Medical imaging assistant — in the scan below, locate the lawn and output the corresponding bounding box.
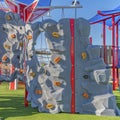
[0,82,120,120]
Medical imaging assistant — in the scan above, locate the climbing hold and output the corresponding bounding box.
[19,42,23,47]
[2,27,6,31]
[81,52,87,59]
[19,69,23,74]
[29,72,36,77]
[6,15,12,20]
[53,57,61,63]
[35,90,42,95]
[17,55,20,59]
[82,92,89,99]
[4,44,11,49]
[46,104,54,109]
[54,81,61,86]
[20,26,22,30]
[52,32,60,38]
[83,75,89,79]
[2,55,8,61]
[27,35,32,40]
[11,34,16,39]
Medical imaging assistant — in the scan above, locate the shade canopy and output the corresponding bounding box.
[89,5,120,26]
[3,0,51,22]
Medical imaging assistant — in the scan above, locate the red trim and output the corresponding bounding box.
[98,10,120,16]
[24,0,39,23]
[5,0,18,13]
[90,12,120,25]
[29,8,50,22]
[19,4,26,21]
[70,19,75,113]
[90,16,112,25]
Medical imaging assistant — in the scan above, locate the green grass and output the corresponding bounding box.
[0,82,120,120]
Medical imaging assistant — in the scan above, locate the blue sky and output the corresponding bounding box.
[13,0,120,48]
[47,0,120,46]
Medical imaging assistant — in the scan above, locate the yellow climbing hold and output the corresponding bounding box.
[35,90,42,95]
[4,44,11,49]
[53,57,61,63]
[29,72,36,77]
[19,42,23,47]
[82,92,89,99]
[81,52,87,59]
[2,55,8,61]
[46,104,54,109]
[11,34,16,39]
[54,81,61,86]
[6,15,11,20]
[27,35,32,40]
[52,32,60,38]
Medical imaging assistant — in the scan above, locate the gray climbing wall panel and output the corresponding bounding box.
[0,11,25,82]
[41,18,120,115]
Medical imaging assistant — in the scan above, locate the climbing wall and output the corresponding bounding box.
[0,10,119,116]
[41,18,120,115]
[25,21,61,113]
[0,11,25,82]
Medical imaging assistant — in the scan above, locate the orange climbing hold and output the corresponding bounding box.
[53,57,61,63]
[52,32,60,38]
[35,90,42,95]
[2,55,8,61]
[27,35,32,40]
[82,92,89,99]
[11,34,16,38]
[19,69,24,74]
[46,104,54,109]
[54,81,61,86]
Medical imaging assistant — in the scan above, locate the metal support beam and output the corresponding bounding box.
[112,15,116,90]
[103,20,107,64]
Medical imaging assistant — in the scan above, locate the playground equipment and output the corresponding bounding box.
[0,10,119,116]
[0,0,120,116]
[89,5,120,90]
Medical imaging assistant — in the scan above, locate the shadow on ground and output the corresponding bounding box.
[0,96,38,120]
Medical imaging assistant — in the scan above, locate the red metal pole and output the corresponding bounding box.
[112,15,116,90]
[115,23,119,89]
[103,20,107,64]
[70,19,75,113]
